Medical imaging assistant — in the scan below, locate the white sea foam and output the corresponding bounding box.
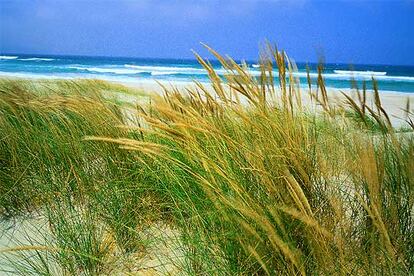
[151,71,181,76]
[20,57,55,61]
[69,66,145,75]
[372,75,414,82]
[291,71,414,82]
[237,69,413,82]
[333,70,387,76]
[0,55,18,60]
[124,65,413,82]
[125,64,262,76]
[125,64,207,74]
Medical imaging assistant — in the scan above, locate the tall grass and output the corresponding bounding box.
[1,44,413,275]
[0,79,152,274]
[0,79,126,215]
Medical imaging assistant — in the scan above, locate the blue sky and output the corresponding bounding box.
[0,0,413,65]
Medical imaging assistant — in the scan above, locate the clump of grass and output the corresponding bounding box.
[0,79,127,216]
[96,44,413,274]
[45,194,112,275]
[0,79,153,274]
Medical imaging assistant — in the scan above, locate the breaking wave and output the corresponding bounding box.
[0,55,18,60]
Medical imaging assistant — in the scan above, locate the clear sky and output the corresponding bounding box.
[0,0,413,65]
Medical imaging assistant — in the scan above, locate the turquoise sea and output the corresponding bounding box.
[1,54,414,93]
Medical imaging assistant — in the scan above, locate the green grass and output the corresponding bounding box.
[0,45,413,275]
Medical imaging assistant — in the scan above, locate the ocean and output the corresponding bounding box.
[1,54,414,93]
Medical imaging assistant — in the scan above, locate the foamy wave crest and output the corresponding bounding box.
[334,70,387,76]
[124,64,261,76]
[125,64,206,74]
[374,75,414,82]
[20,57,55,61]
[70,66,145,75]
[151,71,181,76]
[292,72,414,82]
[0,55,18,60]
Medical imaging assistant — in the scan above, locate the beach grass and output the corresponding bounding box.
[0,46,413,275]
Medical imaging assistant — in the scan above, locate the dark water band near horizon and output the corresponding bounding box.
[1,54,414,93]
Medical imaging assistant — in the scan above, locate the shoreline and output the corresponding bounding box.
[1,75,413,126]
[1,73,414,95]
